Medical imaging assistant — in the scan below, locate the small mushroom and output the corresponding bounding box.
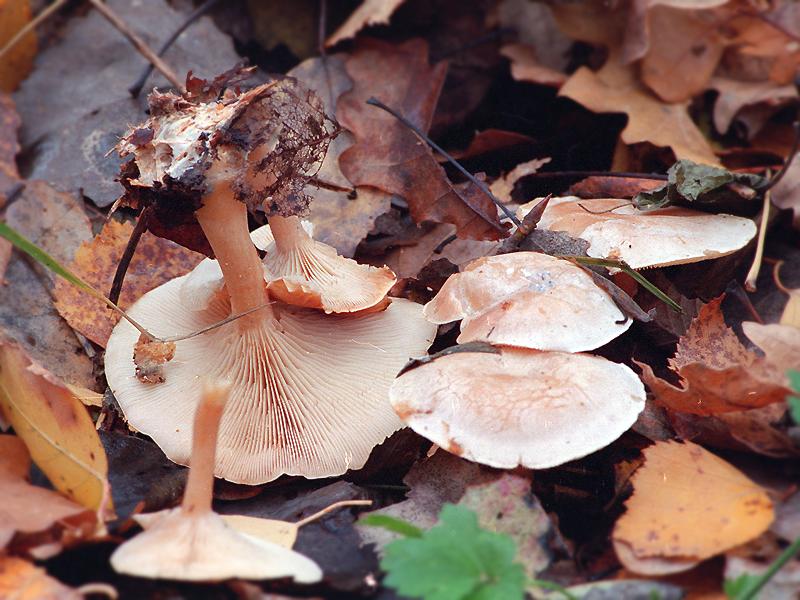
[110,384,323,582]
[389,346,646,469]
[107,80,436,484]
[424,252,631,352]
[255,215,396,313]
[517,197,756,269]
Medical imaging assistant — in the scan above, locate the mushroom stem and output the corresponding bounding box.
[195,184,272,321]
[268,215,308,252]
[182,384,229,516]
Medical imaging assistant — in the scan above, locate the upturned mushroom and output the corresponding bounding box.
[423,252,631,352]
[517,197,756,269]
[389,346,646,469]
[253,216,396,313]
[106,77,436,484]
[110,384,323,582]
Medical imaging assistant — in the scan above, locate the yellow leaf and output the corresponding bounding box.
[0,341,113,518]
[0,0,37,92]
[221,515,298,548]
[613,440,773,574]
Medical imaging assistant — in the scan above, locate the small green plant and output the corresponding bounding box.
[361,504,575,600]
[723,536,800,600]
[787,370,800,425]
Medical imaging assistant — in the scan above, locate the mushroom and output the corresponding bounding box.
[389,346,646,469]
[423,252,631,352]
[253,215,396,313]
[107,79,437,484]
[110,385,323,582]
[517,197,756,269]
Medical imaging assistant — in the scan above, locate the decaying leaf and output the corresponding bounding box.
[634,159,765,210]
[390,346,646,469]
[338,38,507,240]
[0,435,94,556]
[54,219,202,347]
[133,335,176,384]
[710,77,798,135]
[742,322,800,375]
[326,0,406,47]
[0,341,112,516]
[423,252,631,352]
[559,50,719,164]
[519,196,756,270]
[288,55,393,257]
[613,440,774,574]
[638,297,791,415]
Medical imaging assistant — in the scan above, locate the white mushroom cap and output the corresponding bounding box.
[105,265,436,485]
[517,197,757,269]
[111,508,322,582]
[389,346,646,469]
[423,252,631,352]
[256,217,396,314]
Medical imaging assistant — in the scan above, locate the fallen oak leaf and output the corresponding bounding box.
[338,38,507,240]
[637,296,791,416]
[613,440,774,574]
[559,50,719,165]
[325,0,406,47]
[0,340,113,517]
[0,435,95,557]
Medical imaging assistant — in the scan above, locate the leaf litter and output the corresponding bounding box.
[0,0,799,597]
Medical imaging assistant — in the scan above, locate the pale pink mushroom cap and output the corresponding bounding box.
[423,252,631,352]
[390,347,646,469]
[517,197,757,269]
[105,265,436,485]
[111,508,322,582]
[251,219,396,314]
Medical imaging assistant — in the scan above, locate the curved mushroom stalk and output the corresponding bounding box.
[105,261,436,484]
[259,215,396,314]
[110,385,322,582]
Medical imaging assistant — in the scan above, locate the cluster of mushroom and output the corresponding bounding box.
[105,77,436,485]
[389,196,757,469]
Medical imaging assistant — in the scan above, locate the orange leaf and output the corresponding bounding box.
[0,341,113,517]
[637,296,790,415]
[0,435,94,556]
[613,440,774,573]
[54,219,203,347]
[0,556,77,599]
[0,0,36,92]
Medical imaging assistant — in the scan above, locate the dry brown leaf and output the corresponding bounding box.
[0,435,95,556]
[638,297,790,415]
[489,157,550,203]
[338,38,507,240]
[613,440,774,574]
[326,0,406,47]
[0,341,113,516]
[54,219,203,347]
[288,55,392,257]
[559,51,719,165]
[0,556,79,599]
[709,77,798,135]
[640,6,726,103]
[0,0,36,92]
[500,43,567,87]
[742,322,800,375]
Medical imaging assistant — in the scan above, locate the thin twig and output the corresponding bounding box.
[745,188,772,292]
[0,0,69,61]
[129,0,220,97]
[528,170,668,181]
[366,97,521,228]
[109,208,150,305]
[294,500,372,528]
[88,0,184,92]
[496,195,551,254]
[577,201,632,215]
